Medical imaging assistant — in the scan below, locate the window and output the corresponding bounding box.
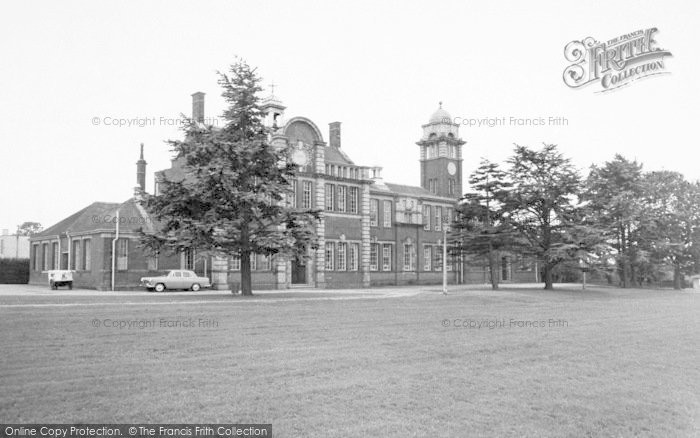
[250,253,257,271]
[230,254,241,271]
[337,242,347,271]
[382,244,392,271]
[348,187,358,213]
[423,246,432,271]
[448,179,455,196]
[260,254,271,271]
[183,248,194,270]
[446,208,453,231]
[325,183,335,211]
[448,145,456,158]
[383,200,392,227]
[302,181,312,209]
[337,185,346,212]
[116,239,128,270]
[82,239,91,271]
[71,240,80,270]
[370,199,378,226]
[370,243,378,271]
[350,243,359,271]
[403,244,415,271]
[325,242,334,271]
[32,244,39,271]
[434,245,442,271]
[52,242,58,269]
[502,256,510,281]
[434,206,442,231]
[423,205,431,231]
[42,243,48,271]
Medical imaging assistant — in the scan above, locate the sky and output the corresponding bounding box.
[1,0,698,233]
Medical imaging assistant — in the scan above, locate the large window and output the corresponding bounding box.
[382,244,392,271]
[336,242,347,271]
[383,200,392,228]
[183,248,194,270]
[71,240,81,270]
[289,180,297,208]
[325,183,335,211]
[350,243,359,271]
[370,199,378,226]
[348,187,358,213]
[325,242,334,271]
[250,253,257,271]
[42,243,48,271]
[337,186,346,212]
[424,246,432,271]
[52,242,58,269]
[448,179,455,196]
[32,244,39,271]
[434,206,442,232]
[230,254,241,271]
[116,239,128,270]
[302,181,312,209]
[370,243,378,271]
[434,245,442,271]
[403,244,415,271]
[423,205,431,231]
[260,254,271,271]
[82,239,91,271]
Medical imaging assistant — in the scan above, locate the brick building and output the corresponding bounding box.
[29,92,537,290]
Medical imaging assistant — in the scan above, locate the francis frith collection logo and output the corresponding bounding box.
[563,28,672,92]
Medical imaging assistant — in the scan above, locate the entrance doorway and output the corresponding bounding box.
[291,256,307,284]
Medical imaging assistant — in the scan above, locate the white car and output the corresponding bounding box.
[140,270,211,292]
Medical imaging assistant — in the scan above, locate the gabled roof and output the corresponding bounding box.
[33,198,158,239]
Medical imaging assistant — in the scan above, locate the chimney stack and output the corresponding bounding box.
[329,122,341,148]
[136,143,147,192]
[191,92,205,123]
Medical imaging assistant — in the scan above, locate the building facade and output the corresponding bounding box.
[29,92,537,290]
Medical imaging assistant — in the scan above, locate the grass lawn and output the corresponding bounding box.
[0,285,698,437]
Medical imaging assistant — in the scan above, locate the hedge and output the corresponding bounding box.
[0,258,30,284]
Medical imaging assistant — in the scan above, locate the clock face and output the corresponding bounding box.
[292,148,308,166]
[447,162,457,175]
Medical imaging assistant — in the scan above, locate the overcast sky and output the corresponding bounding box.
[1,0,698,233]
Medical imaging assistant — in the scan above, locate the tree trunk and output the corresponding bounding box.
[488,246,498,290]
[673,262,682,290]
[543,261,554,290]
[241,251,253,295]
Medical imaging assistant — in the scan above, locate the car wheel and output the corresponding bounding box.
[191,283,201,292]
[155,283,166,292]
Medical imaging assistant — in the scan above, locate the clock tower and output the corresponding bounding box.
[417,103,465,198]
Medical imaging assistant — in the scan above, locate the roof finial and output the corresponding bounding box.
[139,142,144,160]
[270,81,276,96]
[439,101,443,109]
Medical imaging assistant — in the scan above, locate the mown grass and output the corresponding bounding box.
[1,286,698,437]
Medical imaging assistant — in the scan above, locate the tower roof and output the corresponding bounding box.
[428,102,451,124]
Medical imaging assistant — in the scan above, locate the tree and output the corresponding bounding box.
[499,144,593,290]
[584,155,647,287]
[16,222,42,236]
[640,171,700,289]
[140,58,319,295]
[453,159,519,289]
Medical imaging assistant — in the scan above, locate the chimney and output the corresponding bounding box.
[136,143,147,192]
[329,122,341,148]
[191,92,205,123]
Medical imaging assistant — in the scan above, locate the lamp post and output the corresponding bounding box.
[442,216,449,295]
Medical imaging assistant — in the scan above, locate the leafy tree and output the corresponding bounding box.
[640,171,700,289]
[16,222,42,236]
[140,58,319,295]
[499,144,597,290]
[584,155,646,287]
[453,159,519,289]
